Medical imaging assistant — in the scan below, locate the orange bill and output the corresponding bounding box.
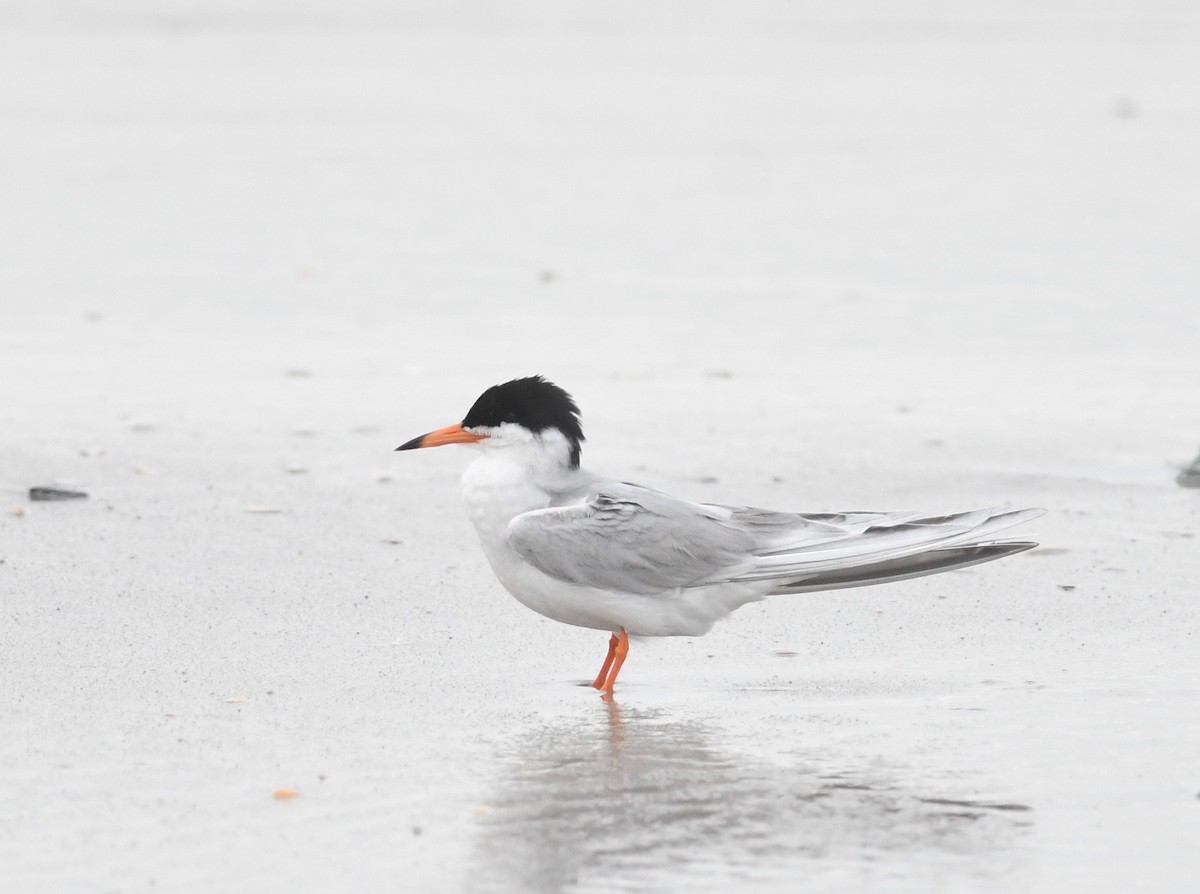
[395,423,487,451]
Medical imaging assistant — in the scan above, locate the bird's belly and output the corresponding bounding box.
[489,554,624,632]
[482,543,759,637]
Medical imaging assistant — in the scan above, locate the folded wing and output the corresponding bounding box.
[508,482,1044,597]
[508,484,754,595]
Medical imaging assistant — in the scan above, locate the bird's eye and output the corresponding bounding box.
[502,411,518,423]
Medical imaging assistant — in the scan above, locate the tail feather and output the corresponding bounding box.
[697,507,1045,590]
[770,541,1039,594]
[735,508,1044,579]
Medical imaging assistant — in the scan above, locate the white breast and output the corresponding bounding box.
[460,454,548,551]
[460,453,619,631]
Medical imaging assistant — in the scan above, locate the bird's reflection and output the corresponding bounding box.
[471,699,1031,893]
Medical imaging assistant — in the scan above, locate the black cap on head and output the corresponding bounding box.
[462,376,585,467]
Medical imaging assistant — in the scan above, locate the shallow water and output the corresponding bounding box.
[474,699,1032,893]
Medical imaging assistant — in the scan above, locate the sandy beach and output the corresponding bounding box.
[2,2,1198,891]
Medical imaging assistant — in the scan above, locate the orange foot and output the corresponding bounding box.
[591,633,619,689]
[591,628,629,695]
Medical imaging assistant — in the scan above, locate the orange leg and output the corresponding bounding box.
[592,634,619,689]
[599,628,630,695]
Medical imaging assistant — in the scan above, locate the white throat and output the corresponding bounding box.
[459,425,581,549]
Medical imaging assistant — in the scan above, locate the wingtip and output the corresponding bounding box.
[999,540,1041,554]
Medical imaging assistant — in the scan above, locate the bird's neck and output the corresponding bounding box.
[459,449,575,548]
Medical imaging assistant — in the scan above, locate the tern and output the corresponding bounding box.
[397,376,1043,694]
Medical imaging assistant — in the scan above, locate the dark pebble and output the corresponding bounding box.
[30,487,88,501]
[1178,448,1200,488]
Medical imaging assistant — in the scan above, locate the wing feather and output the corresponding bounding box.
[508,479,1045,598]
[507,486,752,595]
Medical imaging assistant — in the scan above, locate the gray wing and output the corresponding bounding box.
[507,484,755,595]
[510,483,1045,596]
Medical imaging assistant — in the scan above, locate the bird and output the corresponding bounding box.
[397,376,1044,695]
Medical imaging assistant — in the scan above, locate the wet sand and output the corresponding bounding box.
[2,2,1199,891]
